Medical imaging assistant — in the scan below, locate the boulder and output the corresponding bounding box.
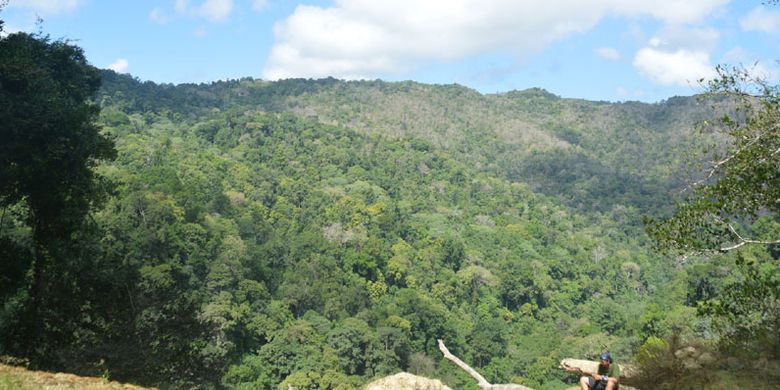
[364,372,453,390]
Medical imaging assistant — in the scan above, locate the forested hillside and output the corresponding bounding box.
[99,72,718,215]
[2,68,777,390]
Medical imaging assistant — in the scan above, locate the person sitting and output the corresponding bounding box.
[579,351,620,390]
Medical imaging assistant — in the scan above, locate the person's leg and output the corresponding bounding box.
[579,376,591,390]
[604,377,618,390]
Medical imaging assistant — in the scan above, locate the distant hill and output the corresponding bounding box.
[99,71,722,215]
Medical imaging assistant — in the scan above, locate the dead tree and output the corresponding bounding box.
[437,339,534,390]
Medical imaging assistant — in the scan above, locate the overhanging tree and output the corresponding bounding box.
[645,65,780,253]
[644,65,780,357]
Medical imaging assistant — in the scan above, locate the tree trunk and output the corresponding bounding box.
[437,339,534,390]
[560,358,638,388]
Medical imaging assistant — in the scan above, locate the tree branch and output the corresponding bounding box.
[437,339,533,390]
[682,121,780,194]
[685,133,763,192]
[719,223,780,252]
[437,339,491,388]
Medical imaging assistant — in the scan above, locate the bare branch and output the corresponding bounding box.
[719,223,780,252]
[720,241,748,252]
[437,339,533,390]
[437,339,491,388]
[684,131,765,192]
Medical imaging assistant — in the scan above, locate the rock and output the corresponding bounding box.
[364,372,454,390]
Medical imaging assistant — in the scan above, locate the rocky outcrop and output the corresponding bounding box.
[364,373,453,390]
[0,363,155,390]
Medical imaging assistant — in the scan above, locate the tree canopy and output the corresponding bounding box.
[0,32,115,240]
[0,31,115,365]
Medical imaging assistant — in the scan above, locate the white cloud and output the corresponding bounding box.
[263,0,730,80]
[740,6,780,34]
[631,25,720,86]
[149,7,169,24]
[633,48,715,86]
[194,0,233,22]
[8,0,86,14]
[595,47,621,61]
[650,26,720,52]
[107,58,129,73]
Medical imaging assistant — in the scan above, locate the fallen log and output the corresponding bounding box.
[559,358,639,388]
[437,339,534,390]
[436,340,642,389]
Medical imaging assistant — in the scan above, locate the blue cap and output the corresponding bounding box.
[600,352,612,362]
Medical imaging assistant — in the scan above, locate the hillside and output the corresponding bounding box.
[99,72,721,214]
[2,73,776,390]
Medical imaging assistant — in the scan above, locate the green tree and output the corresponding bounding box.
[1,32,115,244]
[646,66,780,253]
[0,31,115,363]
[645,65,780,358]
[326,317,380,376]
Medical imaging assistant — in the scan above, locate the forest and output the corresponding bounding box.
[1,26,779,390]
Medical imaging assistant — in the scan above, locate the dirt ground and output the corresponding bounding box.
[0,364,155,390]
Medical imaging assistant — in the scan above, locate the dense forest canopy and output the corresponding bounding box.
[1,29,778,390]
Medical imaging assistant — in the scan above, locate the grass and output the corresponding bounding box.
[0,363,154,390]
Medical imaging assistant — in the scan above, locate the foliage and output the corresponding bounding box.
[632,332,780,390]
[643,62,780,386]
[646,65,780,253]
[4,46,773,388]
[645,63,780,360]
[0,33,115,240]
[0,31,116,371]
[699,250,780,358]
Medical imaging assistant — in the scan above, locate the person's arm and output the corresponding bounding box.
[593,365,619,383]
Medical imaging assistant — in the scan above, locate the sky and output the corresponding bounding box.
[2,0,779,102]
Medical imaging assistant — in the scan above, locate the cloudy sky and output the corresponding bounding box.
[2,0,779,101]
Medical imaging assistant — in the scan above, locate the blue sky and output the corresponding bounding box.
[2,0,779,102]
